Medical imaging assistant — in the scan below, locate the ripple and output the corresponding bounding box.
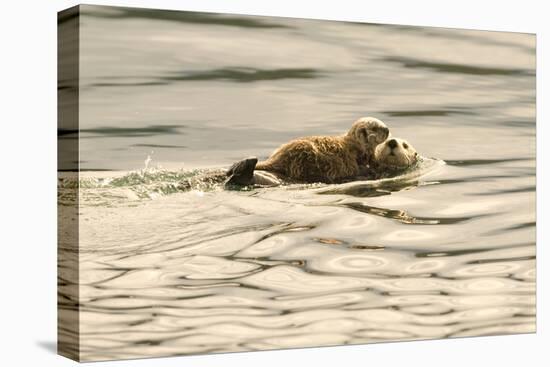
[355,329,415,339]
[456,278,529,293]
[445,158,533,167]
[237,236,293,258]
[449,321,535,338]
[80,125,184,138]
[451,306,522,322]
[242,265,372,294]
[383,229,438,242]
[404,260,447,273]
[81,6,290,29]
[179,256,262,280]
[383,109,474,117]
[91,68,321,88]
[311,253,390,274]
[274,292,367,310]
[383,56,534,76]
[342,202,475,225]
[257,333,350,349]
[449,262,524,278]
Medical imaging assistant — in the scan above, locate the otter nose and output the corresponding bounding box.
[387,139,398,149]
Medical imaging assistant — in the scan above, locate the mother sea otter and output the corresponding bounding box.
[225,136,419,188]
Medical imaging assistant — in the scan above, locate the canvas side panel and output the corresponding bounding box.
[57,5,80,362]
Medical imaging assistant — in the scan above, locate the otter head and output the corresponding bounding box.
[374,137,418,169]
[347,117,390,154]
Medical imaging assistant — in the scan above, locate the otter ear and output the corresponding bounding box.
[355,126,368,141]
[381,126,390,141]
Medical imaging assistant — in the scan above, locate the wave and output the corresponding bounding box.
[316,157,445,197]
[58,157,445,205]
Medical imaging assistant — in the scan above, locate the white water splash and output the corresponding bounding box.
[143,151,154,172]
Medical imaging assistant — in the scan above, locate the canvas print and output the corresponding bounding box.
[57,5,536,362]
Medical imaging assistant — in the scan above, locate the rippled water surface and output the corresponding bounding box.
[58,5,535,362]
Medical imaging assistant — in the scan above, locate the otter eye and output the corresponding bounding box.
[403,143,409,149]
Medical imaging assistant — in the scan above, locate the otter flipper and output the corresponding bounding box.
[225,157,258,188]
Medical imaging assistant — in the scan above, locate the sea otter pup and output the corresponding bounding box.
[249,117,390,184]
[224,136,419,188]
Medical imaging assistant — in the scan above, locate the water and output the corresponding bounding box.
[58,5,535,362]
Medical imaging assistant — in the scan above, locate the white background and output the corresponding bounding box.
[0,0,546,366]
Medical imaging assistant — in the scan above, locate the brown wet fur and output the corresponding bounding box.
[256,135,367,183]
[254,118,390,183]
[252,117,389,184]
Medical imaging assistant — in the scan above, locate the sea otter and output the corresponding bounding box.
[223,136,419,187]
[177,136,418,192]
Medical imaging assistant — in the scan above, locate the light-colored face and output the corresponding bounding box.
[374,137,418,169]
[347,117,390,152]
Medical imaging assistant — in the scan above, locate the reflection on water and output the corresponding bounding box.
[58,5,535,362]
[382,56,534,76]
[91,67,321,87]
